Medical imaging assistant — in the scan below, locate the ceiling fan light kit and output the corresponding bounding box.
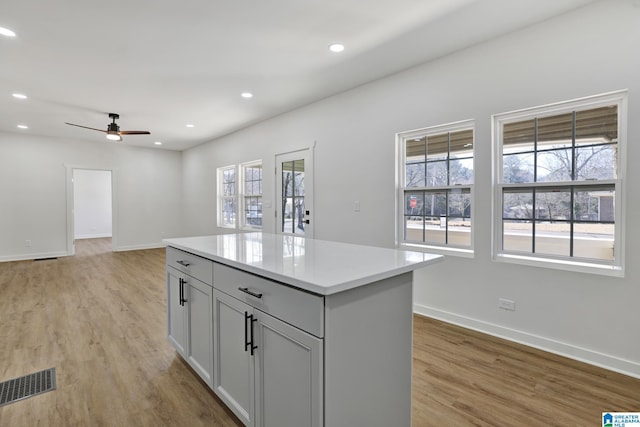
[106,114,123,141]
[106,132,122,141]
[65,112,150,142]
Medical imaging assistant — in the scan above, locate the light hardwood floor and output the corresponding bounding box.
[0,238,638,426]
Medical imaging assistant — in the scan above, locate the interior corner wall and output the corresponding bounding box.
[0,132,183,260]
[73,169,112,239]
[182,0,640,377]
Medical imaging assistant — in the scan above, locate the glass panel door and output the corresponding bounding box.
[281,159,306,234]
[276,149,313,237]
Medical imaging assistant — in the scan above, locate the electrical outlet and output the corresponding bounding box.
[353,200,360,212]
[498,298,516,311]
[25,239,31,247]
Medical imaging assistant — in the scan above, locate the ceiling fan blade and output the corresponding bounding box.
[119,130,151,135]
[65,122,107,133]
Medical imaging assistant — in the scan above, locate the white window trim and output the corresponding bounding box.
[217,164,237,229]
[491,90,627,277]
[396,119,475,258]
[239,159,263,230]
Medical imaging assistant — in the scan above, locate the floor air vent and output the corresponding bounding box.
[0,368,57,407]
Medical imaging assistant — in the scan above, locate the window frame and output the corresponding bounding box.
[217,164,237,229]
[396,119,475,257]
[492,91,627,277]
[239,160,263,230]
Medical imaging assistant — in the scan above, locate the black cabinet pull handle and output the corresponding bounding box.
[176,260,191,267]
[244,311,251,352]
[250,316,258,356]
[238,287,263,299]
[179,278,187,306]
[178,278,183,306]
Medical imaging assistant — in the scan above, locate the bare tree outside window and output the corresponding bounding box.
[499,103,619,263]
[243,163,262,228]
[219,166,236,227]
[281,160,305,234]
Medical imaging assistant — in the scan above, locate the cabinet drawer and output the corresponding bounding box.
[167,247,214,285]
[213,263,324,338]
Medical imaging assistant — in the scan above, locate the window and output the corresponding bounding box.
[493,91,627,276]
[218,165,237,228]
[397,120,474,255]
[241,161,263,229]
[217,161,263,230]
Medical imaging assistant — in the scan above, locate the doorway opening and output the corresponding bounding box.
[66,167,116,256]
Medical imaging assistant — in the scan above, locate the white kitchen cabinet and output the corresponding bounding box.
[165,233,443,427]
[212,289,254,426]
[167,267,187,357]
[186,277,214,387]
[212,283,323,427]
[253,309,322,427]
[166,249,214,388]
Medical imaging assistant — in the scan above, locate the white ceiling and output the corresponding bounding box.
[1,0,596,151]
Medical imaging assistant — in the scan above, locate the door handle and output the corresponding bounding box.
[179,278,187,306]
[244,311,258,355]
[244,311,251,352]
[176,260,191,267]
[250,316,258,356]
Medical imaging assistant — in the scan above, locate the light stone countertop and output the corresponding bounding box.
[163,233,443,296]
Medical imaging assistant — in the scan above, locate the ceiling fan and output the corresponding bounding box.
[65,113,150,141]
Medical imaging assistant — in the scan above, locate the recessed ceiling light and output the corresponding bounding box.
[186,124,195,128]
[17,124,28,129]
[154,141,162,145]
[241,92,253,99]
[329,43,345,53]
[12,93,27,99]
[0,27,16,38]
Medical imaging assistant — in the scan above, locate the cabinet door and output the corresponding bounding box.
[186,278,214,388]
[167,268,187,357]
[254,311,323,427]
[213,289,255,426]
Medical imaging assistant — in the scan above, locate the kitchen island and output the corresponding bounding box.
[164,233,443,427]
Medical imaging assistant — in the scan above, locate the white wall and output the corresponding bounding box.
[0,132,183,260]
[182,0,640,376]
[74,169,112,239]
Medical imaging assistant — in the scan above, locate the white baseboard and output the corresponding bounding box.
[414,303,640,379]
[0,244,163,261]
[0,251,68,263]
[75,234,112,239]
[114,243,165,252]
